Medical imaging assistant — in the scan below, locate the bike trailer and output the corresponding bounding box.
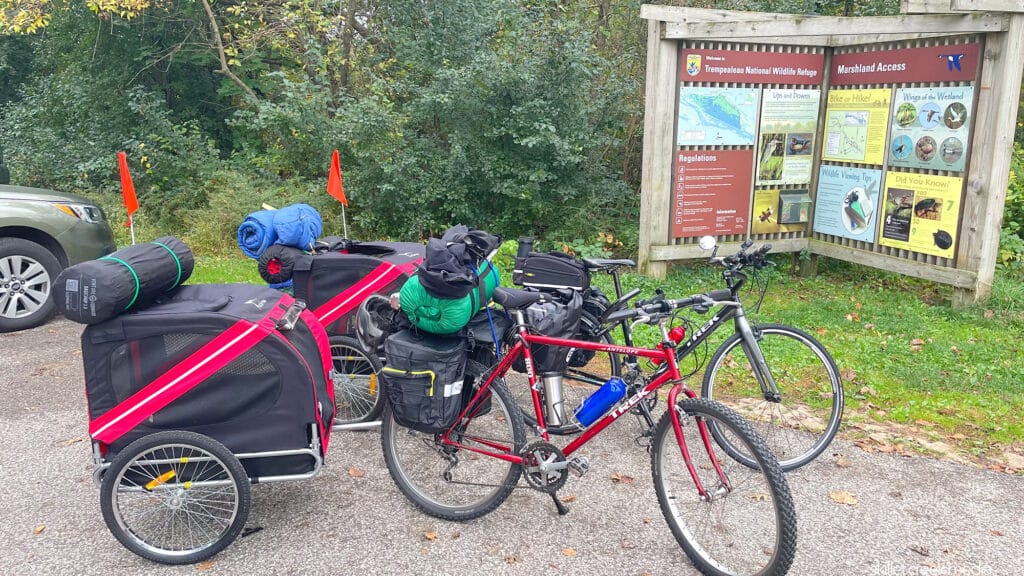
[83,283,335,480]
[292,241,424,336]
[382,329,468,433]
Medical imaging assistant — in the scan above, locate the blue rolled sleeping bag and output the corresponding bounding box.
[273,204,322,250]
[237,210,278,259]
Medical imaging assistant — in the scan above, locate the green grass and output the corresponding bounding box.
[187,250,1024,454]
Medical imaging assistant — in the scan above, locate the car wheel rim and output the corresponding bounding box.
[0,254,52,319]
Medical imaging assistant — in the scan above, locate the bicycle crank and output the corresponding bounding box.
[521,441,569,493]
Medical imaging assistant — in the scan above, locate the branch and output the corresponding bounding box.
[199,0,258,101]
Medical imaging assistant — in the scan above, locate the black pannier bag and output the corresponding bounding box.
[513,250,590,291]
[569,286,614,367]
[54,236,194,324]
[511,290,583,374]
[382,329,468,433]
[292,241,424,335]
[83,284,335,480]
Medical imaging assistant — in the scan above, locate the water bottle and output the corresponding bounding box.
[516,236,534,260]
[574,377,627,428]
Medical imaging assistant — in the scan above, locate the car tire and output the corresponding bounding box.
[0,237,61,333]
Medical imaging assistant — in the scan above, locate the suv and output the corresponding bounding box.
[0,177,117,332]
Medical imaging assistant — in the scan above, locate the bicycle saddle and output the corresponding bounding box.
[582,258,636,271]
[492,287,546,310]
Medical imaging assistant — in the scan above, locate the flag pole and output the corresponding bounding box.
[129,215,136,245]
[341,204,349,238]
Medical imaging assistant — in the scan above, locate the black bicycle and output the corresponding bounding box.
[512,237,844,471]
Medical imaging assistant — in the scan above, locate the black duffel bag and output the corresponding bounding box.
[511,289,583,375]
[382,329,468,433]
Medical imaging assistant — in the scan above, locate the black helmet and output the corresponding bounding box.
[355,294,394,352]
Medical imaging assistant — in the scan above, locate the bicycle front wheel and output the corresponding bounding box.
[651,398,796,576]
[329,335,385,424]
[702,324,843,471]
[380,378,526,521]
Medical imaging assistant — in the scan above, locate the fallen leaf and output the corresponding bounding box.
[864,323,875,330]
[451,531,461,540]
[196,560,216,570]
[61,437,84,447]
[348,467,365,478]
[610,473,634,484]
[642,518,652,524]
[834,454,852,468]
[841,369,858,382]
[983,309,993,318]
[621,538,636,550]
[749,492,770,501]
[815,327,828,335]
[910,544,930,557]
[988,530,1004,537]
[562,548,577,557]
[910,338,925,352]
[420,548,429,555]
[829,490,858,506]
[845,313,860,322]
[33,525,45,535]
[423,531,438,542]
[560,494,577,503]
[950,346,961,355]
[858,386,877,397]
[504,555,521,564]
[913,419,936,427]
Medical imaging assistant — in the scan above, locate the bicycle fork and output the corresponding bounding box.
[734,311,782,403]
[667,384,730,500]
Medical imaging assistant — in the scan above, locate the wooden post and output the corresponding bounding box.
[954,14,1024,306]
[638,18,677,279]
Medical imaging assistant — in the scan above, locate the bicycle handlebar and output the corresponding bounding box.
[603,294,714,325]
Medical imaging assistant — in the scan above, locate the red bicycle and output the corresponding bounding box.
[380,286,797,576]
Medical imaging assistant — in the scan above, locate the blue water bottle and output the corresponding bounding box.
[574,377,627,428]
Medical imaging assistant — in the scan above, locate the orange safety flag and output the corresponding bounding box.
[117,151,139,217]
[327,149,348,206]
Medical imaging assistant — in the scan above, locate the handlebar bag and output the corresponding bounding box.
[512,251,589,291]
[382,329,468,433]
[510,289,583,374]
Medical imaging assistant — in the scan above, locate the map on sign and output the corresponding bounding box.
[677,87,760,146]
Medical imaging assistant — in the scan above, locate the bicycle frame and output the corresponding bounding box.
[442,312,735,498]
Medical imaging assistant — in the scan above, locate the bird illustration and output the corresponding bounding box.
[759,207,774,223]
[788,136,809,153]
[938,53,966,72]
[946,107,965,126]
[925,109,939,123]
[894,141,907,155]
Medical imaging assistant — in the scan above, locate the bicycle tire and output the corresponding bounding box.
[510,311,622,435]
[702,324,843,471]
[380,377,525,521]
[329,335,386,424]
[100,431,251,565]
[651,397,797,576]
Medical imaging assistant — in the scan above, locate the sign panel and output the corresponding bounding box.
[831,44,979,86]
[751,189,809,235]
[677,87,760,146]
[672,150,753,238]
[681,49,825,85]
[813,165,882,243]
[889,86,974,172]
[879,172,964,259]
[822,89,892,165]
[757,89,821,185]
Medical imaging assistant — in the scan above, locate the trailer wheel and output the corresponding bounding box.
[100,431,251,564]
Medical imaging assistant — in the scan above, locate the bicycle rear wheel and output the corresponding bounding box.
[510,311,621,435]
[702,324,843,471]
[329,336,385,424]
[651,397,796,576]
[380,378,526,521]
[100,431,251,565]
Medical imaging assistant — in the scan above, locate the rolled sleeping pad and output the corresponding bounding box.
[53,236,194,325]
[272,203,322,250]
[258,244,307,284]
[399,262,499,334]
[237,209,278,259]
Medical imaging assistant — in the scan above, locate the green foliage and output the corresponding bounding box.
[1000,143,1024,269]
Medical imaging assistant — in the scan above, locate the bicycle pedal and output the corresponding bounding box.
[568,456,591,477]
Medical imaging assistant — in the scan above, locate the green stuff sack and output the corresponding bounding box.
[400,262,499,334]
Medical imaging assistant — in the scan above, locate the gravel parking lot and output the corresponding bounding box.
[1,318,1020,575]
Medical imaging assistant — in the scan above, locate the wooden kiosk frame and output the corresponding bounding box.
[639,2,1024,305]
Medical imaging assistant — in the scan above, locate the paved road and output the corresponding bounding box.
[1,318,1021,575]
